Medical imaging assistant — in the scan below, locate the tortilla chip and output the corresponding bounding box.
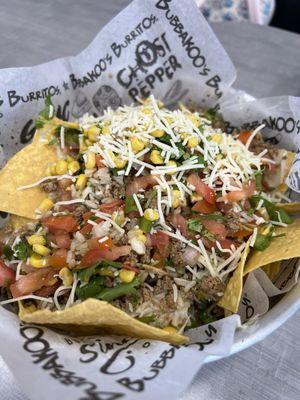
[218,240,251,314]
[0,142,57,219]
[278,202,300,213]
[244,219,300,276]
[262,261,281,281]
[19,298,188,345]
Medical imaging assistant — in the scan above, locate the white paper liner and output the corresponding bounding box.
[0,0,299,398]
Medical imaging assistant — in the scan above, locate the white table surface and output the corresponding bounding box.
[0,1,300,399]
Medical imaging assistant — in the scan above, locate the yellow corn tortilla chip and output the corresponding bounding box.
[244,219,300,276]
[218,240,251,314]
[0,142,57,219]
[19,298,188,345]
[278,202,300,213]
[262,261,281,281]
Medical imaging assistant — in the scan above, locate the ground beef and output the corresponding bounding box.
[104,277,114,288]
[104,179,125,200]
[195,276,225,301]
[141,287,152,302]
[169,239,187,267]
[117,234,128,246]
[73,204,88,223]
[226,211,242,233]
[125,218,138,231]
[140,247,152,264]
[40,180,58,193]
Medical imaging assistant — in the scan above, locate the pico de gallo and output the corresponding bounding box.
[0,95,294,332]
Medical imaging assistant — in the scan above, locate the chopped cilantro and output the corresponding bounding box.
[34,96,54,128]
[187,219,203,233]
[13,242,32,261]
[3,245,14,260]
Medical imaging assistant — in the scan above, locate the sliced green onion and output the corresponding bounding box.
[75,276,106,300]
[187,219,203,233]
[95,277,140,302]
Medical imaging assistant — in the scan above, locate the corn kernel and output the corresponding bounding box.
[165,116,173,125]
[163,326,178,334]
[102,125,110,135]
[144,208,159,222]
[216,154,223,161]
[151,129,165,138]
[99,267,115,278]
[112,210,125,226]
[141,107,152,115]
[85,139,93,147]
[59,267,74,286]
[76,174,87,190]
[166,160,177,175]
[115,158,127,169]
[55,160,68,175]
[87,126,101,142]
[85,152,96,169]
[171,190,182,208]
[212,133,222,144]
[150,150,164,165]
[187,137,199,148]
[79,136,87,152]
[180,132,189,139]
[138,233,147,244]
[130,137,145,153]
[67,156,75,163]
[119,269,135,283]
[190,193,203,202]
[32,244,51,256]
[29,254,47,268]
[68,160,80,175]
[39,198,54,212]
[27,234,46,246]
[187,114,200,127]
[262,225,271,235]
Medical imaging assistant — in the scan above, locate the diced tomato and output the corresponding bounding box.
[152,251,165,268]
[187,173,216,205]
[125,175,157,196]
[223,180,256,203]
[79,224,93,235]
[0,260,15,287]
[58,179,73,189]
[192,199,217,214]
[49,249,68,269]
[237,130,252,145]
[201,219,228,238]
[218,238,234,250]
[150,231,170,258]
[35,280,60,297]
[81,245,131,266]
[43,216,77,233]
[232,229,253,239]
[123,261,140,273]
[79,217,103,236]
[167,214,187,236]
[52,233,71,249]
[10,267,55,298]
[99,200,124,214]
[83,211,93,222]
[88,237,114,251]
[95,154,106,168]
